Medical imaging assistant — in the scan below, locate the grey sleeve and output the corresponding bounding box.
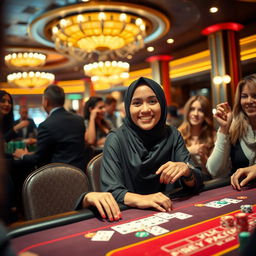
[206,130,231,178]
[100,133,128,203]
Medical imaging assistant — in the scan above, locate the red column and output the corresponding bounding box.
[147,55,173,106]
[202,22,243,106]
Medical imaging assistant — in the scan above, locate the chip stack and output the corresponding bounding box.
[235,213,249,233]
[240,205,253,213]
[220,215,235,228]
[238,231,250,253]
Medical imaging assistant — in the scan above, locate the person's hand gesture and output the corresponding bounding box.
[13,120,29,132]
[83,192,121,221]
[231,166,256,190]
[156,161,190,184]
[214,102,232,134]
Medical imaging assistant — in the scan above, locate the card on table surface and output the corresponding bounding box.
[204,201,230,208]
[154,212,177,220]
[91,230,115,241]
[174,212,193,219]
[144,225,169,236]
[221,198,242,204]
[111,216,168,234]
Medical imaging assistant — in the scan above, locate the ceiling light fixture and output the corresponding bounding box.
[7,71,55,88]
[29,2,170,61]
[84,61,129,86]
[5,52,46,68]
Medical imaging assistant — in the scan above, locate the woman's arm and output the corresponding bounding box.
[85,109,98,145]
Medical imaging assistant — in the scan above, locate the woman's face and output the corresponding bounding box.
[130,85,161,130]
[240,83,256,119]
[188,100,205,127]
[0,94,12,117]
[92,100,106,119]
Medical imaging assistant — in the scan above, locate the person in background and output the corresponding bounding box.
[166,105,183,128]
[104,95,120,129]
[207,74,256,181]
[14,105,37,139]
[100,77,203,212]
[178,95,215,181]
[84,96,111,148]
[13,85,86,171]
[0,90,29,143]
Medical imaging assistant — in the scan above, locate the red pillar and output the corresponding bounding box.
[147,55,173,106]
[202,22,243,106]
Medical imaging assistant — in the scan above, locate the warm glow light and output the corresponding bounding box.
[5,52,46,68]
[213,76,223,85]
[213,75,231,85]
[167,38,174,44]
[84,61,130,86]
[209,7,218,13]
[7,71,55,88]
[147,46,154,52]
[51,11,147,60]
[223,75,231,84]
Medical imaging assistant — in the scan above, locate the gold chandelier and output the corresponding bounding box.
[5,52,46,68]
[7,71,55,88]
[51,11,146,60]
[84,61,129,86]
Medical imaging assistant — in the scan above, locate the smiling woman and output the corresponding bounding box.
[207,74,256,180]
[100,77,203,212]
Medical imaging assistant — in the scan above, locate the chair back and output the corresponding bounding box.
[86,153,102,192]
[22,163,90,220]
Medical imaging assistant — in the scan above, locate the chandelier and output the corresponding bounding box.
[51,12,146,61]
[7,71,55,88]
[5,52,46,68]
[84,61,129,85]
[29,2,170,61]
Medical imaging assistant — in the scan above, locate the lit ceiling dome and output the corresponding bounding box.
[7,71,55,89]
[5,52,46,68]
[84,60,129,86]
[29,2,170,61]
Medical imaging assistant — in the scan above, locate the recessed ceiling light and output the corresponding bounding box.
[127,55,133,59]
[209,7,218,13]
[167,38,174,44]
[147,46,154,52]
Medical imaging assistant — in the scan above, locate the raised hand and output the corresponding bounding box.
[214,102,232,134]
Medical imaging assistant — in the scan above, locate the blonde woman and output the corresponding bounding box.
[207,74,256,181]
[179,95,215,180]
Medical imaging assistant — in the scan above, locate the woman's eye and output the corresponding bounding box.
[132,101,141,106]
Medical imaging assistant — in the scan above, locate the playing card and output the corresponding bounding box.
[154,212,177,220]
[91,230,115,241]
[221,198,242,204]
[174,212,193,219]
[205,201,228,208]
[144,225,169,236]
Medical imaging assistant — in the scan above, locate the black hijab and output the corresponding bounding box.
[112,77,176,194]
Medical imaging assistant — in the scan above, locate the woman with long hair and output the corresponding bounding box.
[84,96,111,148]
[179,95,215,180]
[207,74,256,180]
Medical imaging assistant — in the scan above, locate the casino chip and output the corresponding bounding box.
[237,196,247,199]
[194,204,205,207]
[240,205,253,213]
[135,231,150,238]
[84,232,96,238]
[220,215,235,228]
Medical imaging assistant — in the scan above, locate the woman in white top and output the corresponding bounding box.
[207,74,256,179]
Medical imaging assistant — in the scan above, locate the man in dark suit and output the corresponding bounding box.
[14,105,37,139]
[13,85,86,171]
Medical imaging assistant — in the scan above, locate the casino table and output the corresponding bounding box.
[9,182,256,256]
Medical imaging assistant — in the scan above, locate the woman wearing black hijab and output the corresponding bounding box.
[100,77,203,212]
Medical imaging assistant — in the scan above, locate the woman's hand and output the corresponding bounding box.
[124,192,172,212]
[214,102,232,134]
[156,161,190,184]
[83,192,121,221]
[231,166,256,190]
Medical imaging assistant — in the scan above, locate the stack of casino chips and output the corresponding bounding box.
[235,213,249,233]
[240,205,253,213]
[220,215,235,228]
